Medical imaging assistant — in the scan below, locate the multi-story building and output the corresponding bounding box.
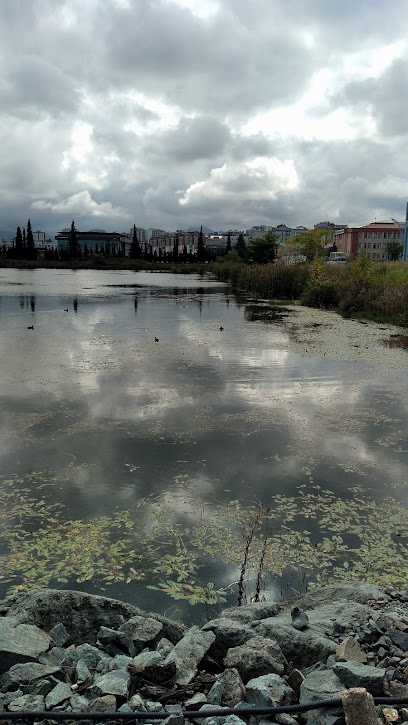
[149,230,199,256]
[334,222,401,260]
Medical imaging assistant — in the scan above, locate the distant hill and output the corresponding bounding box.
[186,225,214,235]
[0,229,13,240]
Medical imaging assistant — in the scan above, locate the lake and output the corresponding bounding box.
[0,268,407,621]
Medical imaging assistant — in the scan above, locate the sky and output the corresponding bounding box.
[1,0,408,237]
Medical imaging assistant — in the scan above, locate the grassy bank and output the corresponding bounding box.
[0,256,210,274]
[211,259,408,327]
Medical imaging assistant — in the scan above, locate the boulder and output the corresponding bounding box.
[44,681,72,709]
[0,589,185,645]
[0,617,51,673]
[286,583,387,609]
[219,602,280,623]
[224,636,286,682]
[201,618,254,661]
[253,620,336,668]
[246,673,295,708]
[0,662,63,692]
[217,668,246,707]
[332,661,386,695]
[119,616,163,653]
[91,669,130,699]
[96,626,136,657]
[299,669,345,725]
[8,694,45,711]
[165,626,216,685]
[335,636,367,663]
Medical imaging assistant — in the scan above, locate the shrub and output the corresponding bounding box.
[301,282,339,308]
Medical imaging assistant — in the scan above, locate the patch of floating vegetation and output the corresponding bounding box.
[244,305,292,323]
[0,470,407,605]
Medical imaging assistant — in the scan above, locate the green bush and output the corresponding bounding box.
[300,282,339,308]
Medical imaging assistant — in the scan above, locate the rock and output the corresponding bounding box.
[39,646,67,667]
[119,616,163,653]
[253,620,336,668]
[8,694,45,711]
[389,628,408,651]
[382,708,399,723]
[70,694,90,711]
[97,626,136,657]
[199,703,231,725]
[0,662,62,692]
[165,626,215,685]
[224,636,286,682]
[89,694,117,711]
[275,715,299,725]
[129,657,177,686]
[0,617,51,673]
[217,668,246,707]
[202,618,254,660]
[335,637,367,663]
[76,658,93,684]
[91,669,130,699]
[299,670,344,725]
[207,680,223,705]
[49,622,72,647]
[219,602,280,623]
[128,693,146,710]
[246,673,295,708]
[185,692,207,708]
[288,583,387,609]
[291,607,309,630]
[332,661,386,695]
[45,681,72,709]
[0,589,185,645]
[286,668,305,700]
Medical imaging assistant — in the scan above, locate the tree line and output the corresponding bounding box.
[5,219,37,260]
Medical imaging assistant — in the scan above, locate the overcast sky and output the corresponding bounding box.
[1,0,408,237]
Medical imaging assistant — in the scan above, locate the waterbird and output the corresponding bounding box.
[219,326,224,331]
[154,337,159,342]
[27,326,34,330]
[64,308,69,312]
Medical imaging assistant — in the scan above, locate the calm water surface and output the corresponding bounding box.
[0,269,407,617]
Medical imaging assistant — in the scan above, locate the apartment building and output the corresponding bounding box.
[334,222,400,260]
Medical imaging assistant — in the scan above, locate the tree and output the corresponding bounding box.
[226,233,232,254]
[385,239,403,261]
[285,228,330,262]
[235,233,246,259]
[172,240,179,263]
[130,225,141,259]
[197,225,206,262]
[15,226,23,258]
[26,219,35,259]
[68,220,80,259]
[247,231,278,264]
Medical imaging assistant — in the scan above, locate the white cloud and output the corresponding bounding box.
[32,191,128,219]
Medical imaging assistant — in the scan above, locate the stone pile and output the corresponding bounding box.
[0,583,407,725]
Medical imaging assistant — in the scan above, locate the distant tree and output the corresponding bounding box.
[26,219,35,259]
[173,240,179,263]
[22,227,26,253]
[385,239,403,261]
[235,233,246,259]
[197,225,205,262]
[226,233,232,254]
[158,247,163,262]
[68,220,80,259]
[15,226,23,258]
[182,244,188,263]
[130,225,141,259]
[285,228,330,263]
[153,249,158,262]
[83,244,89,260]
[247,231,278,264]
[225,249,243,263]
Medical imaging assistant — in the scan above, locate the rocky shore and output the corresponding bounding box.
[0,583,407,724]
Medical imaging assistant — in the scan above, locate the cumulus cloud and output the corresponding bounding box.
[1,0,408,234]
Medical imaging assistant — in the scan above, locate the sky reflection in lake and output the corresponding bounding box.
[0,269,407,613]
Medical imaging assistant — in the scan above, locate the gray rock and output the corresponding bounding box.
[0,617,51,673]
[286,668,305,700]
[8,694,46,711]
[202,618,254,660]
[133,650,163,668]
[119,616,163,654]
[254,620,336,668]
[275,715,299,725]
[287,583,387,609]
[0,588,185,645]
[0,662,62,692]
[220,602,280,623]
[89,694,117,711]
[2,689,23,706]
[291,607,309,630]
[389,628,408,650]
[185,692,207,708]
[39,646,67,667]
[335,636,367,663]
[163,704,184,725]
[246,673,295,708]
[224,717,247,725]
[157,638,174,657]
[300,670,345,725]
[217,668,246,707]
[224,636,286,682]
[118,703,134,713]
[91,669,130,698]
[207,680,223,705]
[70,694,90,711]
[97,626,136,657]
[76,658,93,684]
[128,693,146,710]
[45,681,72,709]
[28,677,61,697]
[199,703,230,725]
[129,656,177,686]
[165,626,215,685]
[332,661,386,695]
[108,654,134,670]
[145,700,164,712]
[49,622,71,647]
